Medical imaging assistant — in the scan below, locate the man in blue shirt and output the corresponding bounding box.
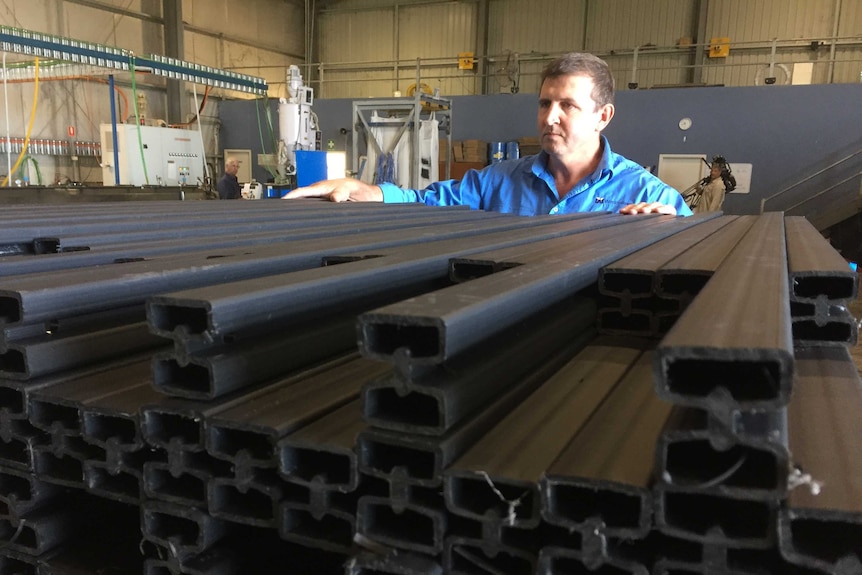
[287,52,691,217]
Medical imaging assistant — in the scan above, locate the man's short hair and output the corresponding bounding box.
[540,52,615,110]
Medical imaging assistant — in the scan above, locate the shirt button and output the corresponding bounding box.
[550,207,558,214]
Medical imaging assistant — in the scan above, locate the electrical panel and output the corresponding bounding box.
[100,124,206,186]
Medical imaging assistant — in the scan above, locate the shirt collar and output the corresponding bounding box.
[531,134,616,182]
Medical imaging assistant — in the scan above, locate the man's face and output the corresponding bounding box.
[537,74,613,158]
[226,161,239,176]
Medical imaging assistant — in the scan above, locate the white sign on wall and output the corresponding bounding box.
[728,163,752,194]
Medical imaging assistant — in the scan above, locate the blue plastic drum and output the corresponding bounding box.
[489,142,505,163]
[506,141,519,160]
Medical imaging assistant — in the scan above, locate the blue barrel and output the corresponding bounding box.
[489,142,505,163]
[506,141,519,160]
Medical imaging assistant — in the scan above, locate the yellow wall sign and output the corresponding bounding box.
[458,52,475,70]
[709,37,730,58]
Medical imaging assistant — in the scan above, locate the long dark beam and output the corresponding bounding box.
[357,324,591,491]
[598,213,730,298]
[785,216,859,302]
[279,490,359,554]
[779,346,862,573]
[0,322,165,380]
[446,214,659,283]
[362,215,703,364]
[278,399,364,493]
[355,486,448,555]
[28,359,152,444]
[656,407,789,501]
[0,210,497,278]
[362,296,595,436]
[656,215,757,301]
[596,214,731,337]
[444,338,646,529]
[0,201,469,244]
[0,467,62,519]
[654,212,794,412]
[541,349,669,542]
[152,313,358,399]
[141,499,231,558]
[653,486,778,549]
[146,213,614,343]
[207,468,307,528]
[141,355,364,457]
[786,216,859,346]
[0,353,147,441]
[143,451,231,510]
[80,381,164,464]
[4,430,42,471]
[83,451,156,504]
[0,212,599,325]
[205,357,388,474]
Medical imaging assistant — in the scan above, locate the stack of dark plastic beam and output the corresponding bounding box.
[351,214,709,573]
[597,214,752,337]
[652,212,861,574]
[0,201,859,574]
[785,216,859,346]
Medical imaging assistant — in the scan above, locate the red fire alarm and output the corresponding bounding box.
[67,125,76,137]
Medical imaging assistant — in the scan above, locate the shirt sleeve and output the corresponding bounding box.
[379,173,484,209]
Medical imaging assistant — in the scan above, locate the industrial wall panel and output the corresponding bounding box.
[585,0,696,52]
[708,0,835,44]
[488,0,586,54]
[398,3,476,60]
[61,3,149,56]
[608,53,691,89]
[320,69,400,99]
[319,9,395,64]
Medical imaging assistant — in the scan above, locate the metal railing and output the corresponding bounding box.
[759,148,862,214]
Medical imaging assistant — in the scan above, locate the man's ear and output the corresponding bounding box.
[596,103,615,131]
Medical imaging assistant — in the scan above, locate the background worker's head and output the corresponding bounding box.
[225,157,240,176]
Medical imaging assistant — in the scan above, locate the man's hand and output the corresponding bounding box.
[619,201,677,215]
[283,178,383,202]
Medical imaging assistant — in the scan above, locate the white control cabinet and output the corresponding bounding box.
[100,123,205,186]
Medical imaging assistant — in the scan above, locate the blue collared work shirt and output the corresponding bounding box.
[379,136,693,217]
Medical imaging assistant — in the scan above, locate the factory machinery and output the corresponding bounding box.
[0,26,268,202]
[0,201,859,573]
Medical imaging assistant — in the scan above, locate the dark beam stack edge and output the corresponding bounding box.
[0,199,859,575]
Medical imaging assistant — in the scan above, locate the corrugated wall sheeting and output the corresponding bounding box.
[708,0,834,43]
[319,9,396,64]
[487,0,586,54]
[321,70,399,99]
[184,0,304,98]
[398,3,476,59]
[313,0,861,95]
[585,0,695,52]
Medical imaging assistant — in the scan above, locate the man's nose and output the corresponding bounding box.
[543,104,561,125]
